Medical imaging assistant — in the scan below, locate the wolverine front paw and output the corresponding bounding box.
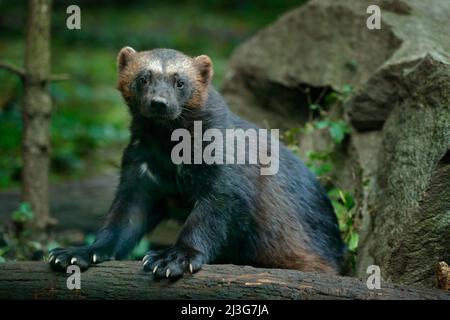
[142,246,205,279]
[49,246,109,272]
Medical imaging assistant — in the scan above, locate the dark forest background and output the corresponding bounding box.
[0,0,303,189]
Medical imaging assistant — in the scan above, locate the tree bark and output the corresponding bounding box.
[22,0,55,229]
[0,262,448,300]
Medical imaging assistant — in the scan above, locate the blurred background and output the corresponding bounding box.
[0,0,302,189]
[0,0,309,262]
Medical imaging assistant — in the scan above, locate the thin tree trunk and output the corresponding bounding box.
[22,0,56,229]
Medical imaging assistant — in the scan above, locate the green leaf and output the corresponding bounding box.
[348,233,359,251]
[314,120,330,129]
[329,121,351,144]
[338,189,346,204]
[309,162,333,176]
[324,92,339,105]
[130,237,150,259]
[329,123,345,144]
[342,84,352,95]
[338,190,355,210]
[306,150,332,162]
[11,202,34,223]
[309,104,321,110]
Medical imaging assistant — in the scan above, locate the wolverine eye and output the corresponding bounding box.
[176,80,184,89]
[139,76,148,85]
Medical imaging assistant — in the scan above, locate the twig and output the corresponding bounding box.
[0,61,69,81]
[0,61,25,78]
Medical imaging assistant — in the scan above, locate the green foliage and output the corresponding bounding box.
[284,85,359,270]
[309,87,353,145]
[0,203,65,262]
[327,188,357,250]
[0,202,39,261]
[304,150,334,177]
[11,202,33,224]
[314,120,352,144]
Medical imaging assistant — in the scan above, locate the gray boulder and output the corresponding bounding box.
[222,0,450,287]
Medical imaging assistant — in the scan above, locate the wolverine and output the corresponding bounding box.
[49,47,344,278]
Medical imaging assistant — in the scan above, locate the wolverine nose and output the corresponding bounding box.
[151,97,169,111]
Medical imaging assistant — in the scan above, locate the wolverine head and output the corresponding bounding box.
[116,47,213,121]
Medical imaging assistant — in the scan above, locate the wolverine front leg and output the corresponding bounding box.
[143,197,230,278]
[49,193,156,271]
[50,144,162,271]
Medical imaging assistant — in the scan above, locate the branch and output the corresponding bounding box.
[0,262,448,300]
[0,61,69,81]
[0,61,25,78]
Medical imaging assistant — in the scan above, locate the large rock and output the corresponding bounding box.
[222,0,450,287]
[355,56,450,287]
[222,0,403,128]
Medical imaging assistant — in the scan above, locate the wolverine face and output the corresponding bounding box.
[117,47,213,121]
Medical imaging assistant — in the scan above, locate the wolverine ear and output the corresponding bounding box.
[117,46,136,71]
[194,55,213,84]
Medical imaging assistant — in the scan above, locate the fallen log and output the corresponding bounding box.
[0,262,448,300]
[0,175,117,233]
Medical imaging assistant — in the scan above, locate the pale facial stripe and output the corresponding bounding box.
[143,56,193,77]
[145,58,163,74]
